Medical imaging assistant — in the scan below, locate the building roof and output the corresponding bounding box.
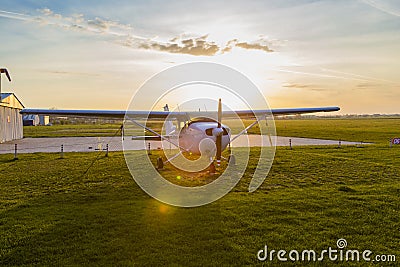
[1,93,12,98]
[0,93,25,109]
[23,114,38,120]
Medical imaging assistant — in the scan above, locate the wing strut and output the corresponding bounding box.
[125,116,189,152]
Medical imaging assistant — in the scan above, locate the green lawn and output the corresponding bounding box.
[23,118,400,146]
[274,118,400,144]
[3,118,400,265]
[23,124,125,138]
[0,143,399,265]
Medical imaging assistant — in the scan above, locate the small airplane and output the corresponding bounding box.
[4,63,340,171]
[21,101,339,167]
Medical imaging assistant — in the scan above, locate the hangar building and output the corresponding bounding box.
[23,114,40,126]
[0,93,24,143]
[23,114,50,126]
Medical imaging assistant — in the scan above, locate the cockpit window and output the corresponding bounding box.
[205,127,229,136]
[188,117,217,126]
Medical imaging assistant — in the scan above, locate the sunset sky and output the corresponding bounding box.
[0,0,399,114]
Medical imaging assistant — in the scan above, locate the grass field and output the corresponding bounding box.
[2,119,399,266]
[23,124,124,138]
[274,118,400,144]
[23,117,400,145]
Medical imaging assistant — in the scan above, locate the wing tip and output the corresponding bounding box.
[327,106,340,112]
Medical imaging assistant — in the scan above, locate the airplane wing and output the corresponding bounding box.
[20,106,339,120]
[222,106,340,119]
[19,109,187,120]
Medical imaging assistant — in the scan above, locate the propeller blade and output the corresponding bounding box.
[216,98,222,166]
[217,98,222,128]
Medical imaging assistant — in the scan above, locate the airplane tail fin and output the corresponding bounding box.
[163,104,176,135]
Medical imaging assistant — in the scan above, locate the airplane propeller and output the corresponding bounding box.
[214,98,223,166]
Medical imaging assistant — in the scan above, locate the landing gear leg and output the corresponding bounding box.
[157,157,164,169]
[209,162,216,175]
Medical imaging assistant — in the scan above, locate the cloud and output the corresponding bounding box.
[321,68,397,84]
[275,68,380,82]
[0,10,32,21]
[283,83,313,88]
[39,8,53,16]
[36,8,133,34]
[235,41,273,52]
[38,70,101,77]
[87,17,110,31]
[282,83,324,91]
[133,35,274,56]
[361,0,400,17]
[221,38,274,53]
[0,8,276,56]
[137,35,220,56]
[355,82,381,90]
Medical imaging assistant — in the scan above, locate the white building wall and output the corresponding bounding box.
[0,107,23,142]
[0,94,24,143]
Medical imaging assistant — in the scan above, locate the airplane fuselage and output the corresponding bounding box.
[178,119,231,155]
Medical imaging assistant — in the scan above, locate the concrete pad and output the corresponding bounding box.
[0,135,365,154]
